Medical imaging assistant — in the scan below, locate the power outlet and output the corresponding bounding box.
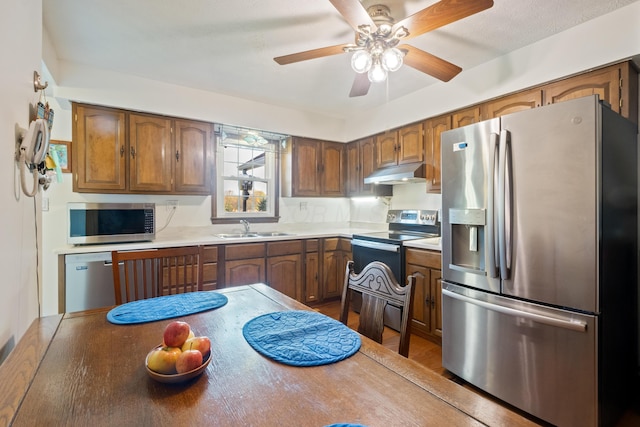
[166,200,178,211]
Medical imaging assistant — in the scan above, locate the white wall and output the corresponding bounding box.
[39,3,640,320]
[0,0,43,363]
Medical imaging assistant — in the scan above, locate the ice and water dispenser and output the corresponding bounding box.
[447,208,487,276]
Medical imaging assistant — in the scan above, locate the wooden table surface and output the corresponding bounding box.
[0,284,539,426]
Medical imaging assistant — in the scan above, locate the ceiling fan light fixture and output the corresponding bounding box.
[351,50,372,73]
[381,47,403,72]
[368,60,387,83]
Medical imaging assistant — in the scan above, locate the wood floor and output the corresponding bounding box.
[313,299,640,427]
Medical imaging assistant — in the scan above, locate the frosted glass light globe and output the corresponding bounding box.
[368,62,388,83]
[381,47,403,72]
[351,50,372,73]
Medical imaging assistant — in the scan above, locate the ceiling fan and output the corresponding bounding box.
[274,0,494,97]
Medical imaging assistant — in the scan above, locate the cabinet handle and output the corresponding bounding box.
[120,146,125,157]
[175,150,180,161]
[130,147,136,158]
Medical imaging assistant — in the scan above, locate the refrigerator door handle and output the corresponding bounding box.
[442,288,588,332]
[497,129,512,279]
[487,132,499,278]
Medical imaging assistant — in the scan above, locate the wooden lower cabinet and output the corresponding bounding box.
[202,245,219,291]
[223,243,266,287]
[266,240,303,301]
[405,248,442,344]
[304,240,320,304]
[321,238,351,300]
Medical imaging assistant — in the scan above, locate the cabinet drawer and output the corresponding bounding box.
[225,243,266,260]
[305,239,319,252]
[267,240,303,257]
[405,248,441,269]
[202,245,218,263]
[323,238,339,251]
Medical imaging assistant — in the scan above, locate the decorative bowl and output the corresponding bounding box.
[145,345,211,384]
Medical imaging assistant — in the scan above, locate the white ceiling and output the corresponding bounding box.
[43,0,639,120]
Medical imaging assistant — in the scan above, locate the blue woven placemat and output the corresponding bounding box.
[242,310,361,367]
[106,291,228,325]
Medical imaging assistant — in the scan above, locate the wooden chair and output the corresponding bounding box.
[111,246,204,305]
[340,260,415,357]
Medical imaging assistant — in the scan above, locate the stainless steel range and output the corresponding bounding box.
[351,209,440,330]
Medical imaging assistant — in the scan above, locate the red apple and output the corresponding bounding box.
[176,349,203,374]
[163,321,191,347]
[181,336,211,359]
[147,346,182,374]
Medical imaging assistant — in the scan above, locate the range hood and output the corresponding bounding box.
[364,162,426,185]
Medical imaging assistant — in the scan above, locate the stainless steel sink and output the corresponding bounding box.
[215,233,260,239]
[214,232,293,239]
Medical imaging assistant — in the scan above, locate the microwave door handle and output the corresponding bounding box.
[486,132,499,278]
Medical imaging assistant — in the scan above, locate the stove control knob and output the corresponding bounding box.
[388,213,396,221]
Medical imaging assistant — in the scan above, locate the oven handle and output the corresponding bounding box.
[351,239,400,253]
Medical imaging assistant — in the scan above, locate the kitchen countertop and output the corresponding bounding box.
[56,223,435,255]
[404,237,442,251]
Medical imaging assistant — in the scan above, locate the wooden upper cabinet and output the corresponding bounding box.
[73,104,126,192]
[129,113,173,192]
[397,123,424,164]
[346,141,360,195]
[376,132,398,168]
[322,142,345,196]
[291,137,344,197]
[73,103,213,194]
[452,106,481,129]
[424,115,450,194]
[543,62,638,123]
[482,89,543,120]
[174,119,212,194]
[291,137,321,196]
[376,123,424,168]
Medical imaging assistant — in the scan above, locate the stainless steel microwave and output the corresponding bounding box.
[67,202,155,245]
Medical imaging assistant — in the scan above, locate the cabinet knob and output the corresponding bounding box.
[120,146,125,157]
[130,147,136,158]
[175,150,180,161]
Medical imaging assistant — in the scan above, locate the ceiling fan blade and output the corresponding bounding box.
[349,73,371,97]
[274,44,350,65]
[399,44,462,82]
[328,0,376,31]
[394,0,493,41]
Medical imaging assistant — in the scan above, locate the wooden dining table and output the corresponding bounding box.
[0,284,539,426]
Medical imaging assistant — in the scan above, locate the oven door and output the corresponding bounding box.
[351,238,405,331]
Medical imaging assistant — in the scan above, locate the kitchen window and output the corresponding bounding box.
[211,124,287,223]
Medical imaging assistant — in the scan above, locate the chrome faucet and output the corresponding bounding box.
[240,220,250,233]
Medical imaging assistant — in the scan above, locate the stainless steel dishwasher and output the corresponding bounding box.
[65,252,121,312]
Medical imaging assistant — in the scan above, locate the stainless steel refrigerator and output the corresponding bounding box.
[440,95,638,427]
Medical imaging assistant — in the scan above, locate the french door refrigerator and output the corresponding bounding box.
[440,95,638,427]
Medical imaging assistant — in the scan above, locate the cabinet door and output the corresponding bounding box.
[483,89,542,120]
[267,254,303,300]
[407,262,430,337]
[424,115,450,194]
[305,251,320,303]
[376,132,398,168]
[174,119,212,194]
[543,65,620,113]
[321,142,345,196]
[73,104,126,192]
[129,113,173,192]
[346,141,360,196]
[430,269,442,338]
[452,106,481,129]
[359,137,376,195]
[224,258,265,287]
[397,123,424,165]
[292,138,321,196]
[202,245,218,291]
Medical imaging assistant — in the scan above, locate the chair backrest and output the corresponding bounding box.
[111,246,204,305]
[339,260,415,357]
